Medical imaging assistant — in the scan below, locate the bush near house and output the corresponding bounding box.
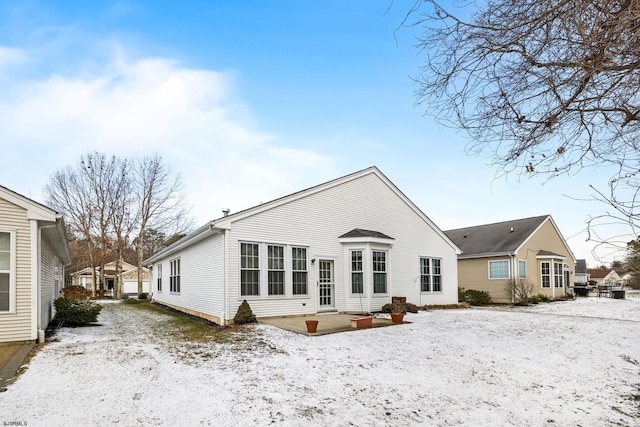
[233,300,257,324]
[61,286,92,300]
[381,302,419,313]
[138,292,148,300]
[53,298,103,326]
[458,287,493,306]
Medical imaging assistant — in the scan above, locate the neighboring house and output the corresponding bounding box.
[574,259,590,285]
[619,271,633,287]
[0,185,71,344]
[444,215,576,303]
[144,167,461,324]
[587,269,622,287]
[71,260,151,295]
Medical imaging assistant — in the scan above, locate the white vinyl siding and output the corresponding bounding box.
[489,260,510,279]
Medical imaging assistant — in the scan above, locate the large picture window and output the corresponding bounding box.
[169,258,180,293]
[351,250,364,294]
[292,247,307,295]
[267,245,285,296]
[489,260,510,279]
[241,243,260,296]
[421,257,442,292]
[372,251,387,294]
[0,231,13,312]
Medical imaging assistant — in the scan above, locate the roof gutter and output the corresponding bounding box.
[144,221,227,265]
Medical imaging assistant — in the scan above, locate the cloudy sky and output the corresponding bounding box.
[0,1,631,267]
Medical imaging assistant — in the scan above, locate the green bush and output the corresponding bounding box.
[458,288,493,306]
[138,292,148,300]
[53,298,102,326]
[536,293,551,303]
[233,300,257,324]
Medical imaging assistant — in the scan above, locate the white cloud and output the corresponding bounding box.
[0,46,29,70]
[0,44,336,224]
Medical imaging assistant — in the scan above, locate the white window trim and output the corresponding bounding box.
[169,258,181,294]
[239,242,310,300]
[540,261,551,288]
[156,263,163,293]
[0,229,16,314]
[488,260,510,280]
[349,249,365,296]
[372,250,388,295]
[420,257,443,294]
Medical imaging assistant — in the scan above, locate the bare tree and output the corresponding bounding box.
[132,154,192,296]
[505,279,535,305]
[408,0,640,239]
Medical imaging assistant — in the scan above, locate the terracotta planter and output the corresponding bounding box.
[390,313,405,324]
[350,316,373,329]
[305,320,319,333]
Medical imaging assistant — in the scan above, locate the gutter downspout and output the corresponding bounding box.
[511,253,518,304]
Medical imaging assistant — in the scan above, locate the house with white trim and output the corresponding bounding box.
[71,260,151,296]
[144,167,461,324]
[445,215,576,303]
[0,185,71,344]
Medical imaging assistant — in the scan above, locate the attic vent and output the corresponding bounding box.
[222,208,230,217]
[510,227,514,232]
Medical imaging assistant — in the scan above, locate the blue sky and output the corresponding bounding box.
[0,1,630,267]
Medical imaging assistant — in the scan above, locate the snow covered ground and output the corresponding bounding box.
[1,297,639,426]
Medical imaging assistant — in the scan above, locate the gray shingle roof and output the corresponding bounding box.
[339,228,394,240]
[444,215,549,257]
[575,259,587,274]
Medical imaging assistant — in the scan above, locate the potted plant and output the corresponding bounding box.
[305,319,319,333]
[389,302,406,324]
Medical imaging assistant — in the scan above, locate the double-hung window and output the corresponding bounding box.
[489,260,510,279]
[372,251,387,294]
[169,258,180,293]
[240,243,260,296]
[554,262,563,288]
[267,245,285,296]
[518,260,526,278]
[351,250,364,294]
[420,257,442,292]
[0,231,14,312]
[292,247,308,295]
[157,264,163,292]
[541,262,551,288]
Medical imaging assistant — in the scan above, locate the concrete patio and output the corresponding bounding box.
[259,313,401,335]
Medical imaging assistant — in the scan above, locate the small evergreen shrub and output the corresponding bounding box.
[405,302,419,313]
[233,300,257,324]
[536,293,551,303]
[459,288,493,306]
[138,292,148,300]
[381,302,419,313]
[53,298,102,326]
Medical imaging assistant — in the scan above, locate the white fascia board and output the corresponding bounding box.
[458,251,515,260]
[338,236,395,245]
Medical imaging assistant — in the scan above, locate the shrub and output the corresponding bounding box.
[138,292,148,300]
[536,293,551,303]
[459,288,493,306]
[121,293,130,300]
[505,279,535,305]
[405,302,419,313]
[61,286,91,300]
[380,302,419,313]
[233,300,257,324]
[53,298,102,326]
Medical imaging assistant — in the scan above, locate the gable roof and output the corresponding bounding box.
[145,166,461,264]
[575,259,588,274]
[339,228,394,240]
[0,185,71,265]
[444,215,550,258]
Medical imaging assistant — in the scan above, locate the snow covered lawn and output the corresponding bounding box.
[1,297,639,426]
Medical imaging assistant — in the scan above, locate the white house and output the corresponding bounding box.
[144,167,461,324]
[0,185,71,344]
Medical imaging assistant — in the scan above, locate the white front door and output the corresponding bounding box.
[318,259,335,310]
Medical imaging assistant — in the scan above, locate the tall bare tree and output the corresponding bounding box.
[408,0,640,241]
[132,155,192,296]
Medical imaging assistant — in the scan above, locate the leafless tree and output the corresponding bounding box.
[132,154,192,296]
[505,279,535,305]
[407,0,640,241]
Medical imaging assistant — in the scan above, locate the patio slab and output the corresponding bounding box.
[259,313,400,335]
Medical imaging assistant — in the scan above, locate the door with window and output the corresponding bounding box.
[318,260,335,310]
